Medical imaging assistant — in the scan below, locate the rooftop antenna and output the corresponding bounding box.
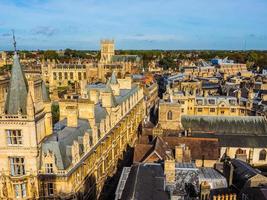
[12,29,17,53]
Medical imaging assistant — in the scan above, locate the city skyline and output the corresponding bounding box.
[0,0,267,50]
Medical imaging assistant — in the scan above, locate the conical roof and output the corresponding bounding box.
[4,52,28,115]
[107,71,118,85]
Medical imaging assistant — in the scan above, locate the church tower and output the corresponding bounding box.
[100,39,115,63]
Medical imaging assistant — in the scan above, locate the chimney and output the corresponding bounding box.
[89,89,100,104]
[164,159,175,184]
[66,106,78,127]
[175,144,185,162]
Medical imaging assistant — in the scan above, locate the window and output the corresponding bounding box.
[45,163,54,174]
[196,99,203,105]
[58,72,62,80]
[208,99,215,105]
[259,149,267,161]
[167,111,172,120]
[7,130,22,145]
[210,108,215,112]
[64,72,68,79]
[78,72,82,80]
[231,108,236,113]
[14,183,27,198]
[221,111,225,114]
[83,72,86,79]
[53,72,57,80]
[45,183,54,196]
[10,157,25,176]
[70,72,74,79]
[181,108,184,113]
[197,108,203,112]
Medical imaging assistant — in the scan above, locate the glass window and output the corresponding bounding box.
[231,108,236,113]
[70,72,74,79]
[78,72,82,80]
[210,108,215,112]
[167,111,172,120]
[47,183,54,196]
[14,183,27,198]
[53,72,57,80]
[64,72,68,79]
[10,157,25,176]
[208,99,215,105]
[6,130,22,145]
[197,108,203,112]
[45,163,54,174]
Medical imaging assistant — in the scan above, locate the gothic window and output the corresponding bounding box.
[45,163,54,174]
[10,157,25,176]
[6,130,22,145]
[53,72,57,80]
[14,183,27,198]
[259,149,267,161]
[167,111,173,120]
[83,72,86,79]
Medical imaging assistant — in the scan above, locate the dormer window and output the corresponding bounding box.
[196,99,203,105]
[45,163,54,174]
[208,99,215,105]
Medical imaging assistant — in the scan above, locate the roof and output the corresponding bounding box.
[107,71,118,85]
[119,164,168,200]
[218,135,267,148]
[112,55,141,63]
[181,115,267,136]
[42,118,90,170]
[162,136,219,160]
[133,136,173,163]
[5,52,28,114]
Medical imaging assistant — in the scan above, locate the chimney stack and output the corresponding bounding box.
[66,106,78,127]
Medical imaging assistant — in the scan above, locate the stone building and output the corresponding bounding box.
[0,49,145,199]
[42,40,142,90]
[0,50,52,199]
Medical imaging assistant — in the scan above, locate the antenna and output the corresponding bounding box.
[12,29,17,52]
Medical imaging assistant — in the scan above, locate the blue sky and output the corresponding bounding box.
[0,0,267,50]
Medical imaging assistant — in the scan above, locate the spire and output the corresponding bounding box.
[107,71,118,85]
[4,33,28,115]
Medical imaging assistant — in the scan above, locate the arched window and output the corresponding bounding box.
[259,149,267,161]
[167,111,172,120]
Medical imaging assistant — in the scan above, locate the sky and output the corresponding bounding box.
[0,0,267,50]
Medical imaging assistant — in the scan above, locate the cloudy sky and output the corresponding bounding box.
[0,0,267,50]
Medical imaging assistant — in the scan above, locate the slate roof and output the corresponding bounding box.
[112,55,141,63]
[5,52,28,115]
[42,119,90,170]
[181,115,267,136]
[107,71,118,85]
[218,135,267,148]
[119,164,168,200]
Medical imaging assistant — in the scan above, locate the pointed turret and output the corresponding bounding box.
[107,71,118,85]
[4,34,28,115]
[107,71,120,95]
